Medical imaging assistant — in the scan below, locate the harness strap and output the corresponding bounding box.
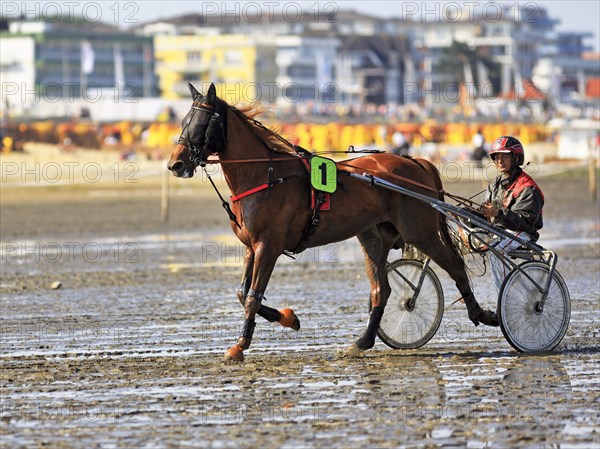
[287,159,328,255]
[230,177,288,202]
[288,191,326,255]
[231,183,270,202]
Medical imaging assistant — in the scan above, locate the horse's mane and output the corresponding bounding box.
[230,104,298,155]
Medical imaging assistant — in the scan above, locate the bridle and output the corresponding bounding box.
[179,99,228,168]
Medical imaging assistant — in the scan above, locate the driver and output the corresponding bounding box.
[482,136,545,289]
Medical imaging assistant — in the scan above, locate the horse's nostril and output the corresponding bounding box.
[170,161,184,172]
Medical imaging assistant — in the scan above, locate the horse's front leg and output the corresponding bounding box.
[225,242,283,362]
[236,245,254,307]
[237,246,300,329]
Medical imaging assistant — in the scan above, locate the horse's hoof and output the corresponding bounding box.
[224,345,244,362]
[279,308,301,331]
[479,310,499,327]
[345,344,365,357]
[469,308,499,327]
[354,335,375,351]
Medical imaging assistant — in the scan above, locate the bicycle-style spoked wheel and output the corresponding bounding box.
[378,259,444,349]
[498,261,571,352]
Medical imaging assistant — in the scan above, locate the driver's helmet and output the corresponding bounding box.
[490,136,525,166]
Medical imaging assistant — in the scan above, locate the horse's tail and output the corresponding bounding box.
[419,159,465,268]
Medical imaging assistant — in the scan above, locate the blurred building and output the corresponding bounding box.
[146,21,339,104]
[139,5,595,109]
[141,11,413,105]
[397,5,561,104]
[533,32,598,104]
[274,35,339,104]
[1,19,157,114]
[1,6,597,120]
[153,33,274,101]
[337,34,415,105]
[140,10,385,37]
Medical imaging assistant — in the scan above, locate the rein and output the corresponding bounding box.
[337,160,483,212]
[200,156,302,164]
[198,145,383,165]
[203,166,242,229]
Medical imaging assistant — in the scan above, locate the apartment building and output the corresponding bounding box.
[1,19,157,110]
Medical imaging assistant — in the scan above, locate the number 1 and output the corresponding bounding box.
[319,162,327,186]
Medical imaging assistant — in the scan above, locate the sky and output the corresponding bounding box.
[7,1,600,51]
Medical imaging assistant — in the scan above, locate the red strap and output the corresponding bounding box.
[230,183,270,202]
[300,158,331,211]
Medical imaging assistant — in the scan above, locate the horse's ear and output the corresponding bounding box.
[206,82,217,104]
[188,82,202,100]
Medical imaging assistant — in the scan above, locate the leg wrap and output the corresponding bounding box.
[355,306,384,350]
[241,283,280,322]
[247,288,264,301]
[258,306,281,323]
[237,277,251,302]
[244,288,264,316]
[241,318,256,340]
[366,306,384,334]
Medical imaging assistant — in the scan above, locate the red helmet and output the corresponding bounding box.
[490,136,525,166]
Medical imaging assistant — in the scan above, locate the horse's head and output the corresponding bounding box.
[168,82,227,178]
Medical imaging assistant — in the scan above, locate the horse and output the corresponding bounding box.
[168,83,499,362]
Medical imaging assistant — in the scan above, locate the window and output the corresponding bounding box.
[224,51,242,65]
[288,65,315,78]
[187,51,201,63]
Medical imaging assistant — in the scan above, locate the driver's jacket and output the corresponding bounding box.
[484,167,544,241]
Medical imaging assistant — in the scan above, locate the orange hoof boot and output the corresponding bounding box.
[279,308,301,331]
[224,345,244,362]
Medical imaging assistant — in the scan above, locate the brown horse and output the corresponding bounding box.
[168,83,498,361]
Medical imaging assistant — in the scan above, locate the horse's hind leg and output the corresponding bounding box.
[237,246,300,330]
[418,236,499,327]
[351,224,397,352]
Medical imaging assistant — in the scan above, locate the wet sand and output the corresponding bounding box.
[1,148,599,448]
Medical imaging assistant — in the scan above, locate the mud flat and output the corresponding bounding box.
[1,150,599,448]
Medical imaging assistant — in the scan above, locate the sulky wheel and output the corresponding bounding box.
[498,261,571,352]
[377,259,444,349]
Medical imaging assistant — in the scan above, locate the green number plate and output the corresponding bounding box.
[310,156,337,193]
